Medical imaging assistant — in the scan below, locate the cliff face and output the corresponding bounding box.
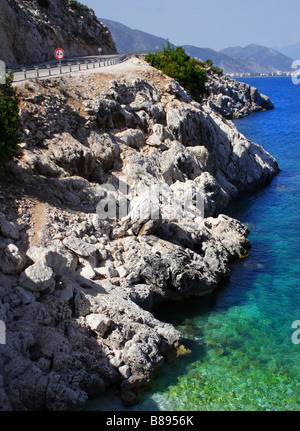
[0,58,279,410]
[0,0,117,68]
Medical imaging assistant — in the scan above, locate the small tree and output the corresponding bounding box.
[0,72,21,165]
[204,59,223,76]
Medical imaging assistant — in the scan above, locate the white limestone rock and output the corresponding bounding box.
[85,313,111,337]
[63,237,97,259]
[94,260,119,278]
[78,264,96,280]
[19,262,55,293]
[115,129,145,150]
[0,243,27,275]
[26,246,67,276]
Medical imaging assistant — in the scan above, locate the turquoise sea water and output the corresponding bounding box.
[88,77,300,411]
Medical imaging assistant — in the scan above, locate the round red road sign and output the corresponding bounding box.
[55,48,65,60]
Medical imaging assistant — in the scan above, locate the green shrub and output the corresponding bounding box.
[195,58,223,76]
[0,72,21,165]
[204,59,223,76]
[65,0,95,14]
[211,65,224,76]
[145,43,208,102]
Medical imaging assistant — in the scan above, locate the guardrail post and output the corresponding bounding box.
[85,61,89,70]
[22,68,27,80]
[34,66,39,78]
[46,65,51,76]
[67,63,72,72]
[77,61,81,71]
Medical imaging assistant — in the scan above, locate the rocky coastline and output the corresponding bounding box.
[205,69,274,119]
[0,58,279,410]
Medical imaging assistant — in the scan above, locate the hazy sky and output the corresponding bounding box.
[84,0,300,50]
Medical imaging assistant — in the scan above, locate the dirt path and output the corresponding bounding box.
[29,200,49,247]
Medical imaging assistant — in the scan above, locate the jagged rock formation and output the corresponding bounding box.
[0,0,117,68]
[0,58,279,410]
[205,70,274,119]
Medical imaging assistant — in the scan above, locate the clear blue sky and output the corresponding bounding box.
[83,0,300,50]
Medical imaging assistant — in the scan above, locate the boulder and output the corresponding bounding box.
[0,243,27,275]
[115,129,145,150]
[85,313,111,337]
[19,262,56,293]
[94,260,119,278]
[0,219,19,240]
[63,237,97,259]
[78,264,96,280]
[48,134,96,178]
[26,246,67,276]
[88,131,120,172]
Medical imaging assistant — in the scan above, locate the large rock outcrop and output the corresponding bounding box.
[205,69,274,119]
[0,58,279,410]
[0,0,117,68]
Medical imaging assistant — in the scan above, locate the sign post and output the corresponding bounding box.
[55,48,65,74]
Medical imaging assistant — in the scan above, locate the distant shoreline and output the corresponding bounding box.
[230,74,292,79]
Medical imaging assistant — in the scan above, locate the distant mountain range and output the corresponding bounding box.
[274,44,300,60]
[220,44,293,73]
[99,18,169,55]
[99,18,295,75]
[181,46,269,75]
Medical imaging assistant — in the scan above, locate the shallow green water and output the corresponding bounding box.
[88,77,300,411]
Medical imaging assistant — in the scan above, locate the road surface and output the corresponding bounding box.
[10,54,129,82]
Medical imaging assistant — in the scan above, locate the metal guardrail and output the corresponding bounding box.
[9,54,130,82]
